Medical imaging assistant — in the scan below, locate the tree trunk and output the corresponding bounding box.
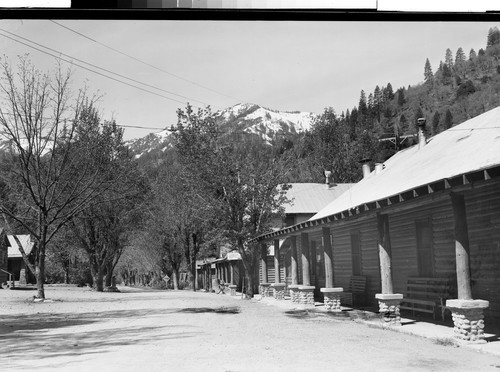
[35,240,46,299]
[104,261,113,287]
[190,257,197,291]
[172,268,179,290]
[35,257,45,299]
[91,262,105,292]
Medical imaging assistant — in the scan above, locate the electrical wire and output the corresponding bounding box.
[0,28,213,108]
[49,20,246,104]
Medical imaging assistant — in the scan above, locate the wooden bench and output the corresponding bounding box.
[400,277,454,320]
[340,276,367,307]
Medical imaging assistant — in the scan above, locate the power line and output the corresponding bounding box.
[0,28,212,108]
[49,20,246,104]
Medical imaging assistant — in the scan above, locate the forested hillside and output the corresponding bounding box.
[131,27,500,187]
[285,26,500,184]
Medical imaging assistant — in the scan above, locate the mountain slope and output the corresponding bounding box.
[126,103,318,159]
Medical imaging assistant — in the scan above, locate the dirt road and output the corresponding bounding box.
[0,286,499,371]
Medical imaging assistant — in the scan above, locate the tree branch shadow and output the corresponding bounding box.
[0,307,200,368]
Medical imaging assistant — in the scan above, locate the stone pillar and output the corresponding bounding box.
[259,283,271,297]
[300,233,311,286]
[447,300,489,343]
[274,239,281,283]
[229,284,237,296]
[260,243,268,284]
[271,283,286,300]
[298,285,315,307]
[375,294,404,326]
[322,227,334,288]
[290,236,298,285]
[321,287,343,312]
[289,284,300,303]
[446,193,489,343]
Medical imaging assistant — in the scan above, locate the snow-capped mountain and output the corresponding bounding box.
[126,103,318,159]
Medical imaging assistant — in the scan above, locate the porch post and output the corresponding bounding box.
[298,232,315,306]
[300,232,311,286]
[447,192,489,343]
[230,261,235,285]
[290,236,298,285]
[322,227,334,288]
[289,236,300,302]
[274,239,280,283]
[271,239,286,299]
[259,243,271,297]
[375,213,403,326]
[320,227,343,312]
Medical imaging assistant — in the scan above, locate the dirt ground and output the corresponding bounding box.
[1,286,499,372]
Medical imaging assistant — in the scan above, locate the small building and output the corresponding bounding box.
[256,107,500,340]
[7,234,36,285]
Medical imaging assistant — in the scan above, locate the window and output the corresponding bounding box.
[350,232,362,276]
[416,219,434,277]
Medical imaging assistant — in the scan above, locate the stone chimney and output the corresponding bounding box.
[359,158,371,179]
[417,117,427,149]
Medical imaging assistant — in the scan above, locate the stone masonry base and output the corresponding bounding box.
[229,284,237,296]
[271,283,286,300]
[446,299,489,343]
[288,285,300,303]
[320,287,343,312]
[298,286,315,306]
[259,283,272,298]
[375,294,404,326]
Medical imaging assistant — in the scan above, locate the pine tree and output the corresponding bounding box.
[445,48,454,69]
[431,111,440,135]
[444,109,453,129]
[424,58,433,83]
[384,83,394,101]
[358,90,368,115]
[487,27,500,48]
[397,88,406,106]
[455,47,466,65]
[469,48,477,60]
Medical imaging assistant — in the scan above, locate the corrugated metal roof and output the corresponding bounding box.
[7,235,34,258]
[285,183,354,214]
[311,106,500,221]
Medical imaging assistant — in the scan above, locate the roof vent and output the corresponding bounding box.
[324,170,336,189]
[417,117,427,149]
[374,163,384,174]
[359,158,371,179]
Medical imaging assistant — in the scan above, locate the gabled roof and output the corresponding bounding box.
[284,182,354,214]
[311,106,500,221]
[7,235,35,258]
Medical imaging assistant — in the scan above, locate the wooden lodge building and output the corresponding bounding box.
[255,107,500,340]
[200,181,354,294]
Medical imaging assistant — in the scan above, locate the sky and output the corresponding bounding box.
[0,20,498,140]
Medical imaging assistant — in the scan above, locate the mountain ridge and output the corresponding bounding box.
[125,103,318,159]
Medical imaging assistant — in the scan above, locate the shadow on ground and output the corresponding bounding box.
[0,305,240,366]
[179,306,240,314]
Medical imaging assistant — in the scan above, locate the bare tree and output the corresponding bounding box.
[0,56,125,299]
